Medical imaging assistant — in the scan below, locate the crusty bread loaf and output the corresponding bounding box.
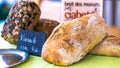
[90,35,120,57]
[1,0,40,44]
[41,14,107,66]
[107,27,120,37]
[34,18,59,38]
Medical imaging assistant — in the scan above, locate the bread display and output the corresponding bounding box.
[90,35,120,57]
[1,0,120,67]
[41,14,107,66]
[1,0,40,44]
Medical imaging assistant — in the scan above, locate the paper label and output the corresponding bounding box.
[62,0,103,21]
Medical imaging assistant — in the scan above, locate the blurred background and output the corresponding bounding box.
[0,0,120,27]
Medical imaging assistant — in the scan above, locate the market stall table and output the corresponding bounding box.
[0,21,120,68]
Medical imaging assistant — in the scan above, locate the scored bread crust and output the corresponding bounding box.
[41,14,107,66]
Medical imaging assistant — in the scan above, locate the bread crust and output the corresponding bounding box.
[1,1,40,44]
[90,35,120,57]
[34,19,59,38]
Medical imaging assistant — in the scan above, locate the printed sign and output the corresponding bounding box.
[62,0,103,21]
[17,30,46,56]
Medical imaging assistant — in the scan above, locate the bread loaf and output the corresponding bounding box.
[1,0,40,44]
[41,14,107,66]
[34,19,59,38]
[90,35,120,57]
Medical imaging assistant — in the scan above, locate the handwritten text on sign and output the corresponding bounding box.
[17,30,46,56]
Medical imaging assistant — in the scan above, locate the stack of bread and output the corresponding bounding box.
[1,0,59,44]
[1,0,120,66]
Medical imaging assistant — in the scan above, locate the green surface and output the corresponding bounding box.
[0,36,120,68]
[13,55,120,68]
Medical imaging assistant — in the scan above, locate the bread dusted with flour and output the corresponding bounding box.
[41,14,107,66]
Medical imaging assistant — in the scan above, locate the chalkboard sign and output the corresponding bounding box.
[17,30,46,56]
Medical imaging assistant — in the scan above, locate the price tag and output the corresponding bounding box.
[17,30,46,56]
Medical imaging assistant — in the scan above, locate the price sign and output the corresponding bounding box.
[17,30,46,56]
